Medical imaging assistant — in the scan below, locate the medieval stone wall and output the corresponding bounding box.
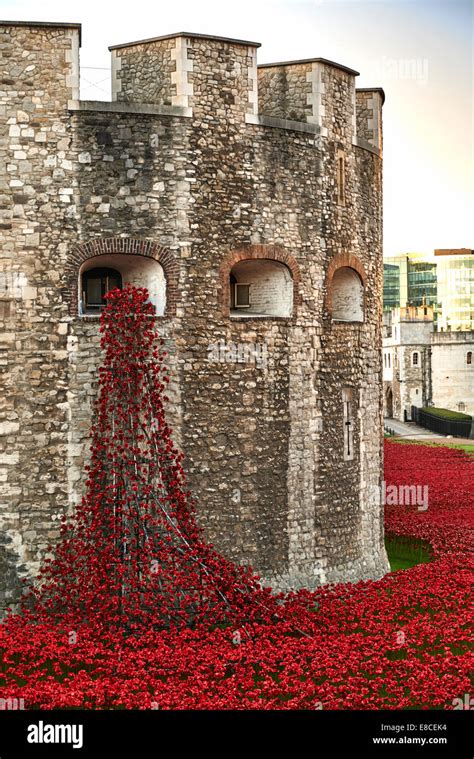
[0,22,80,608]
[382,309,433,421]
[111,37,177,106]
[257,63,312,122]
[400,344,431,414]
[0,23,388,610]
[355,89,384,151]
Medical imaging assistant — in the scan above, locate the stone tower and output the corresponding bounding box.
[0,21,389,612]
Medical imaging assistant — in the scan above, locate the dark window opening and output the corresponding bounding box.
[81,267,122,313]
[342,388,354,461]
[230,273,237,310]
[229,273,251,309]
[337,155,345,204]
[235,283,250,308]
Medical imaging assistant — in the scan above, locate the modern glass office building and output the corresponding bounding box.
[407,259,438,308]
[383,249,473,331]
[383,262,401,311]
[383,253,437,311]
[435,249,474,331]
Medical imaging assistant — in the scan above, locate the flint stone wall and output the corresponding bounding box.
[0,23,389,611]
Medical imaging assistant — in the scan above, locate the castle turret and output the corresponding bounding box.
[1,22,388,612]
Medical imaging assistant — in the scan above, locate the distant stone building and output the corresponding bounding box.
[430,331,474,416]
[383,306,474,420]
[0,21,389,612]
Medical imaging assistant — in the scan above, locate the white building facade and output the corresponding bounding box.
[383,306,474,421]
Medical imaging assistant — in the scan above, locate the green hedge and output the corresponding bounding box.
[422,406,472,421]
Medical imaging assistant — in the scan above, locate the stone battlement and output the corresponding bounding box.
[0,22,384,152]
[393,305,435,323]
[432,329,474,343]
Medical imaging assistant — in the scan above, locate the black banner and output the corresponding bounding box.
[0,710,471,757]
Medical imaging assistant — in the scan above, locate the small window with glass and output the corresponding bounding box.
[81,267,122,314]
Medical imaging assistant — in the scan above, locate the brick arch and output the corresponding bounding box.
[324,252,367,319]
[219,244,302,318]
[64,238,179,317]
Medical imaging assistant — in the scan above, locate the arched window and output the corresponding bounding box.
[229,259,293,317]
[81,267,122,313]
[79,254,166,316]
[467,351,472,365]
[331,266,364,322]
[412,352,419,366]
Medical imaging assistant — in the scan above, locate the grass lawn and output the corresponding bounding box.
[385,535,432,572]
[387,437,474,455]
[421,406,472,421]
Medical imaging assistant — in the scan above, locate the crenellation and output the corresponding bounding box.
[355,88,384,152]
[111,36,177,106]
[258,62,313,123]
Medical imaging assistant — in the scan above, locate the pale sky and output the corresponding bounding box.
[0,0,472,256]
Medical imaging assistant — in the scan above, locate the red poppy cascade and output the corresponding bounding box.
[10,286,277,635]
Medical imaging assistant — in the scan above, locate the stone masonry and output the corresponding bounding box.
[0,22,389,612]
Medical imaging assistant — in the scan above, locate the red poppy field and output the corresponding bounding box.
[0,289,472,711]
